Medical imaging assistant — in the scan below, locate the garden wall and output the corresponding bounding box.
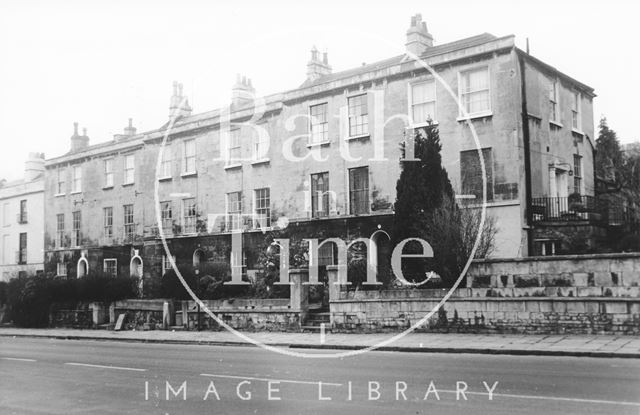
[174,298,302,331]
[467,253,640,288]
[329,288,640,334]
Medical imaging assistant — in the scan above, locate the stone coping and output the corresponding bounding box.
[472,252,640,264]
[331,296,640,303]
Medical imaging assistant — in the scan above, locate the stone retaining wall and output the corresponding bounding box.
[467,253,640,288]
[330,290,640,335]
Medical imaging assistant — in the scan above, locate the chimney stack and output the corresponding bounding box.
[24,152,45,182]
[405,14,433,56]
[169,81,193,118]
[114,118,137,141]
[124,118,137,136]
[306,46,332,82]
[70,122,90,152]
[231,74,256,108]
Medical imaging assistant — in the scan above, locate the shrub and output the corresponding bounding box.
[5,273,139,327]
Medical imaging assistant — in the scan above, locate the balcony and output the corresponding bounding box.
[17,213,27,224]
[531,196,638,227]
[123,223,139,244]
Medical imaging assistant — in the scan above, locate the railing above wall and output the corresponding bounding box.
[531,195,638,227]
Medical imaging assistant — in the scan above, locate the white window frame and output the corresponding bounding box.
[347,94,369,138]
[71,165,82,193]
[251,130,269,163]
[549,79,561,126]
[253,187,271,229]
[103,207,113,242]
[103,258,117,278]
[408,79,437,127]
[57,262,67,277]
[104,158,114,188]
[160,201,172,232]
[226,129,242,166]
[56,213,65,248]
[123,154,135,185]
[457,66,492,120]
[123,204,135,241]
[182,198,197,234]
[71,211,81,247]
[226,192,242,231]
[309,102,329,145]
[162,254,176,275]
[571,91,582,133]
[56,167,66,195]
[182,139,196,175]
[160,147,172,179]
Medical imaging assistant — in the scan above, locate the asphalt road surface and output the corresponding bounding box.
[1,336,639,415]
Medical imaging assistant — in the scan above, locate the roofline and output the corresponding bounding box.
[516,48,596,97]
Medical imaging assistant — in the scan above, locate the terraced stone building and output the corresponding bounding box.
[43,14,597,286]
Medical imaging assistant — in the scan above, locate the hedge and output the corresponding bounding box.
[5,274,139,327]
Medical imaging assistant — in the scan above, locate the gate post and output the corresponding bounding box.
[289,268,309,326]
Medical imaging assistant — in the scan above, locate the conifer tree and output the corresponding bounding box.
[392,122,459,286]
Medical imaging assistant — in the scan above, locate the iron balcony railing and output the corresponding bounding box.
[17,212,27,224]
[531,195,639,227]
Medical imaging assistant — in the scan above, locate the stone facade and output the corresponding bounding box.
[0,153,45,281]
[42,15,596,287]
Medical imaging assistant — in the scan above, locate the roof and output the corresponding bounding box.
[299,33,498,88]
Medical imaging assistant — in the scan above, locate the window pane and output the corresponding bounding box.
[349,167,369,214]
[460,148,494,201]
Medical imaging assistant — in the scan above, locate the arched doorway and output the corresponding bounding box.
[192,249,205,275]
[77,255,88,278]
[130,252,143,278]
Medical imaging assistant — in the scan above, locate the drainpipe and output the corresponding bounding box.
[518,50,534,256]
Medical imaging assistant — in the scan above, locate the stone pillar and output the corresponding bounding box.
[91,302,106,326]
[289,268,309,325]
[326,265,341,326]
[162,301,174,329]
[108,303,116,324]
[181,301,189,328]
[326,265,341,302]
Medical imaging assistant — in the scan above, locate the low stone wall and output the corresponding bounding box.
[112,299,169,330]
[467,253,640,288]
[330,289,640,335]
[175,299,301,331]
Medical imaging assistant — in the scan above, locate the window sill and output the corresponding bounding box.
[457,111,493,122]
[157,176,172,182]
[571,128,585,136]
[306,140,331,148]
[409,121,439,129]
[549,120,563,129]
[224,163,242,170]
[70,191,82,195]
[54,193,66,197]
[180,172,197,178]
[122,182,135,187]
[103,185,114,190]
[251,158,270,166]
[344,134,370,141]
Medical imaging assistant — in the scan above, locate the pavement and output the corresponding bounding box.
[1,327,640,358]
[2,336,640,414]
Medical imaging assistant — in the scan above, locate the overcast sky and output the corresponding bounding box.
[0,0,637,181]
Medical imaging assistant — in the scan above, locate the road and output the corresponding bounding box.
[1,337,639,415]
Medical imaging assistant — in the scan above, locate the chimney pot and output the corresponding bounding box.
[306,46,332,81]
[73,122,79,136]
[405,13,433,56]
